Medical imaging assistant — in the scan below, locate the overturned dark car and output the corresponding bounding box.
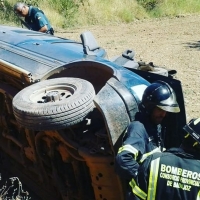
[0,25,186,200]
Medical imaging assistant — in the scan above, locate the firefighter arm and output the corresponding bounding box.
[115,121,146,180]
[115,150,140,180]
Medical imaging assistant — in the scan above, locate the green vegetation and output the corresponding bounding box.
[1,0,200,29]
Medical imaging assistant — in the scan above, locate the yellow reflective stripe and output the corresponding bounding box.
[129,178,147,200]
[118,144,138,159]
[147,157,160,200]
[139,147,161,163]
[196,190,200,200]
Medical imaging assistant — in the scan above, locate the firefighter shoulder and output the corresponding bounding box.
[134,118,200,200]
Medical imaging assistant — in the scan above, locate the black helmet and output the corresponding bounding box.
[141,80,180,113]
[183,118,200,145]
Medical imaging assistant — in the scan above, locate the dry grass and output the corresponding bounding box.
[3,0,200,29]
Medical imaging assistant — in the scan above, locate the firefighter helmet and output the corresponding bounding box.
[141,80,180,113]
[183,118,200,145]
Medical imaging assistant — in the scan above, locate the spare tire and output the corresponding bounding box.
[13,78,95,130]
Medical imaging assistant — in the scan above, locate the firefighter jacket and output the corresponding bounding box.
[131,148,200,200]
[115,111,165,180]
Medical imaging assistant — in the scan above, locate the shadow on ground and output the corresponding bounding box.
[184,41,200,50]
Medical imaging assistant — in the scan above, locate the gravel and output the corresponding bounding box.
[56,14,200,121]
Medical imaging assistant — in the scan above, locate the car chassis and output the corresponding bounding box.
[0,25,187,200]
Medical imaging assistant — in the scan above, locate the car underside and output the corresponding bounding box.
[0,25,187,200]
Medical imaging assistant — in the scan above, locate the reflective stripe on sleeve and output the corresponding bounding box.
[129,178,147,200]
[139,147,161,164]
[147,157,160,200]
[196,190,200,200]
[118,144,138,160]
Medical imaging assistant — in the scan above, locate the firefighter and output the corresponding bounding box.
[133,118,200,200]
[115,80,180,199]
[13,2,54,35]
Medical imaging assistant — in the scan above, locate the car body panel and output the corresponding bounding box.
[0,25,187,200]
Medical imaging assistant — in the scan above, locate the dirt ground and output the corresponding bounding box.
[56,14,200,122]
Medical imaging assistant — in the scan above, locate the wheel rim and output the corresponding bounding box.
[30,84,76,103]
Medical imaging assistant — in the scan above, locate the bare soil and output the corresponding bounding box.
[56,14,200,121]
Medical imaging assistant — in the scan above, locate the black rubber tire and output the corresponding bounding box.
[13,78,95,130]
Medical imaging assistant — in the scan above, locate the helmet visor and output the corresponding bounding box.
[157,104,180,113]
